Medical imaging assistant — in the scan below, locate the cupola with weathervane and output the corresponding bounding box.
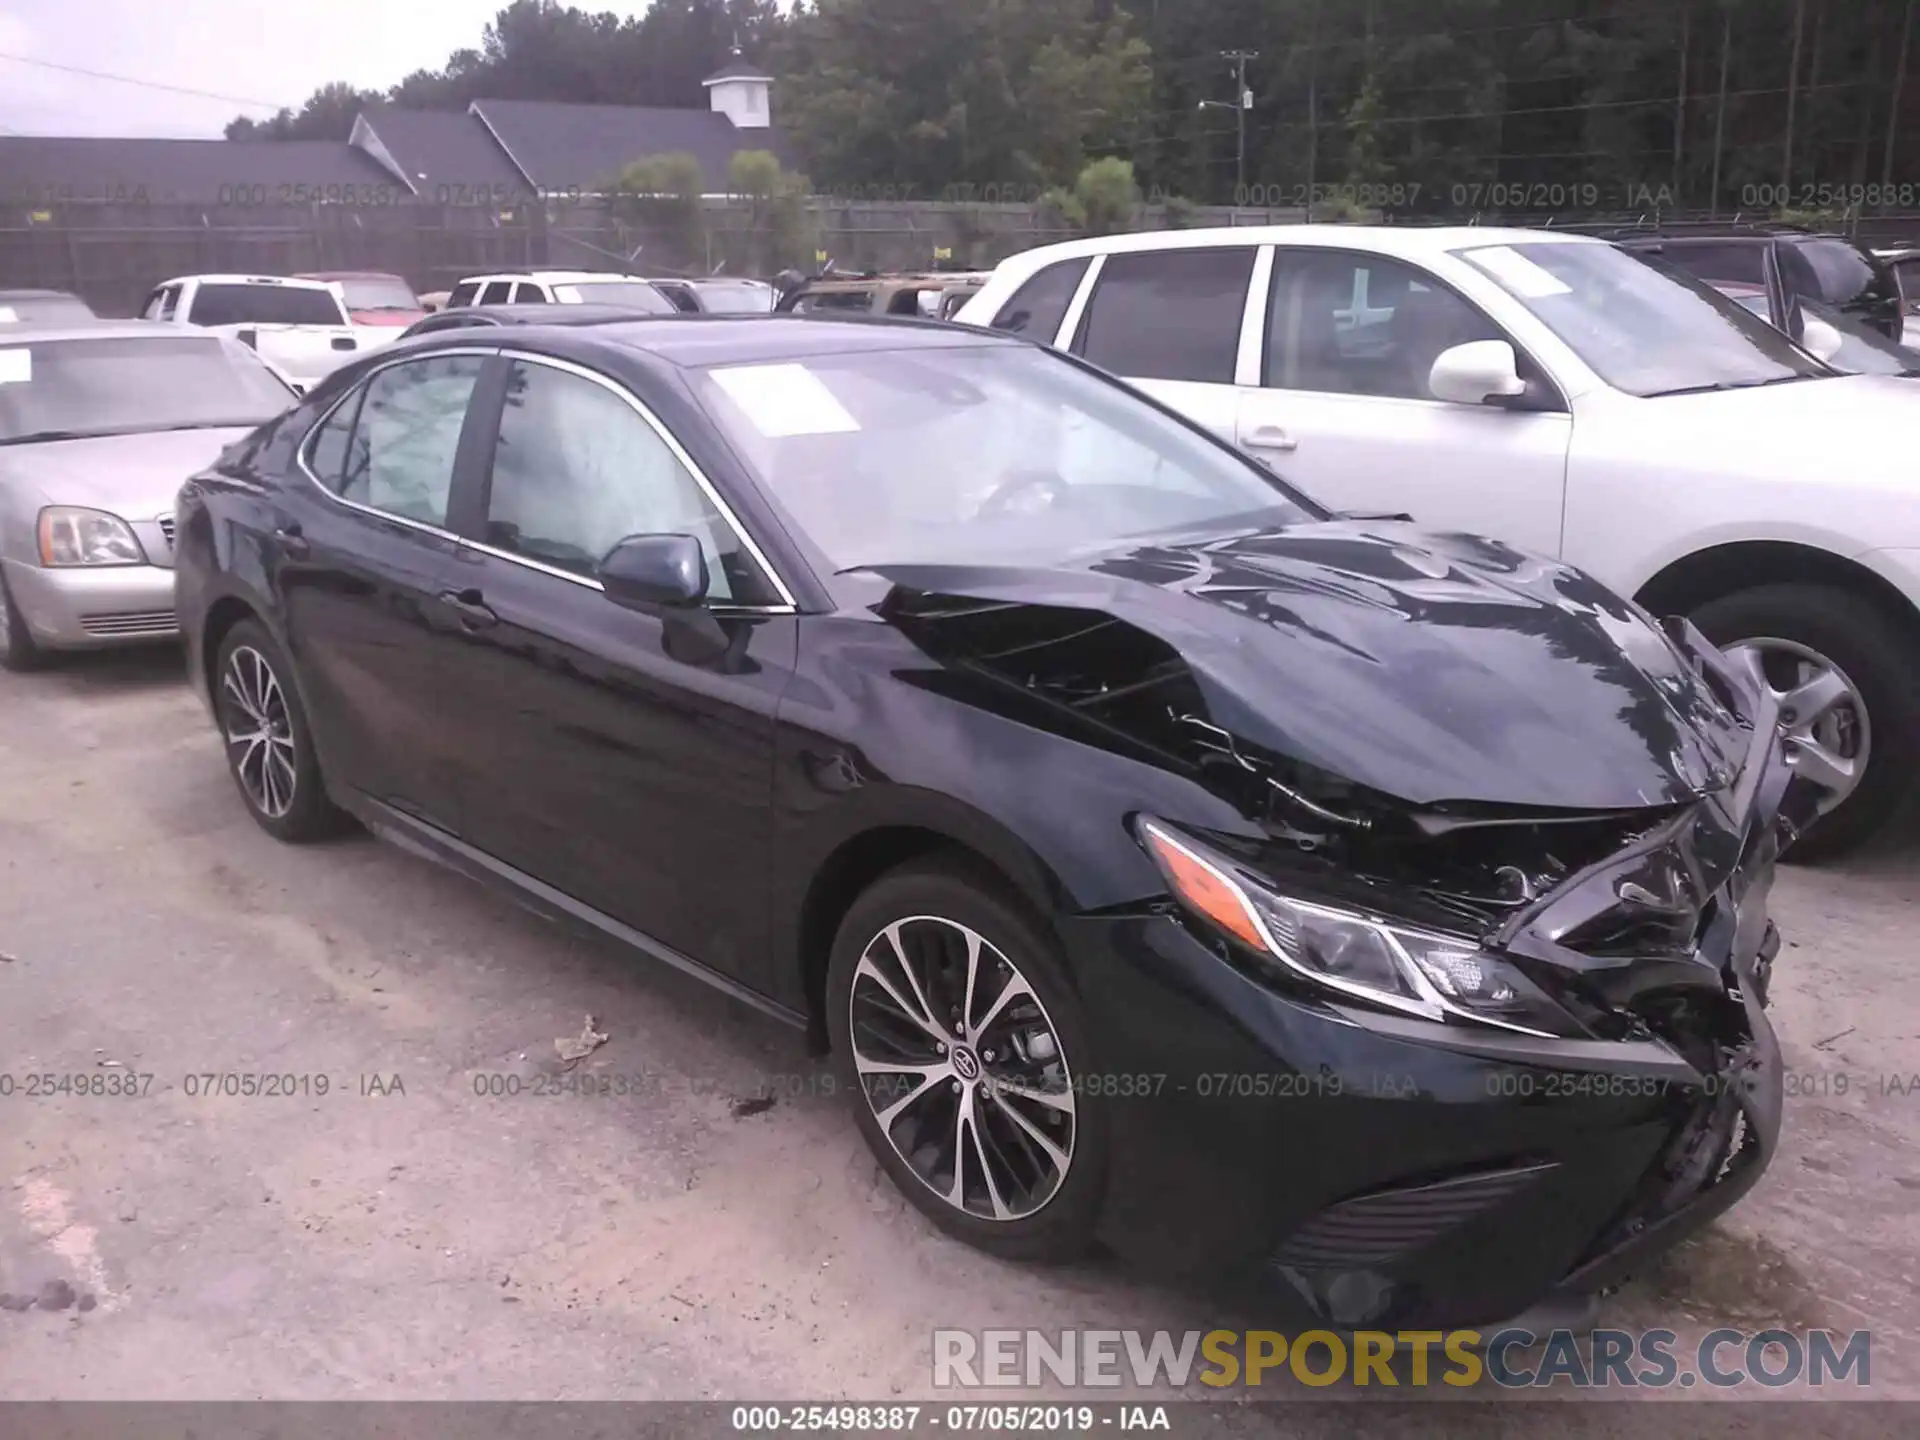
[703,47,773,130]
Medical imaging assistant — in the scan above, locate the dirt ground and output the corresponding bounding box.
[1,648,1917,1421]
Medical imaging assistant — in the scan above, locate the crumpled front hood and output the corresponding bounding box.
[872,522,1747,813]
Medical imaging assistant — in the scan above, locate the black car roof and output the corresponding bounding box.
[458,314,1014,369]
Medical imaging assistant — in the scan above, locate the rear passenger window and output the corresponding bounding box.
[989,257,1091,341]
[510,282,548,304]
[479,280,514,305]
[306,355,484,527]
[1074,248,1257,385]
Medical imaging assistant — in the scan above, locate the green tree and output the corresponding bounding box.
[615,151,709,268]
[776,0,1152,194]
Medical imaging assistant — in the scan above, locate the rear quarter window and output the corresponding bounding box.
[988,257,1091,341]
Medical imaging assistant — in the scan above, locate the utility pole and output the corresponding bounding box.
[1200,50,1259,201]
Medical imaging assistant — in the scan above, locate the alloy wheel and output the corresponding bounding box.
[220,645,299,820]
[847,915,1076,1222]
[1725,637,1870,819]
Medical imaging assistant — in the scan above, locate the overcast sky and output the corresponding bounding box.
[0,0,662,138]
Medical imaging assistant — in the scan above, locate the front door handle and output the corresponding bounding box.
[1241,424,1299,452]
[438,588,498,631]
[274,524,310,560]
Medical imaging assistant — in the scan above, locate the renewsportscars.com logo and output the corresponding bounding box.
[932,1328,1873,1390]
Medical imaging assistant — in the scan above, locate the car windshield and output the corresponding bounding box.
[1456,241,1828,396]
[692,281,775,313]
[1,294,95,323]
[694,343,1324,572]
[192,283,347,327]
[0,335,294,444]
[552,280,673,313]
[336,276,420,312]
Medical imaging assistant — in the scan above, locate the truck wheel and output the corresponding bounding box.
[1690,584,1920,862]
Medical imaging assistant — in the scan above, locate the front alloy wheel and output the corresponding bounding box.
[1724,638,1868,822]
[849,915,1077,1222]
[1691,582,1920,862]
[826,862,1106,1260]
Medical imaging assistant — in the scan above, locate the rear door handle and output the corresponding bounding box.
[1241,424,1299,453]
[274,524,310,560]
[438,588,498,630]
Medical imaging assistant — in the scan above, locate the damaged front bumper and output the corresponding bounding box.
[1070,620,1801,1330]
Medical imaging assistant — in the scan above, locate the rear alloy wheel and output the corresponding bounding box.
[0,568,46,673]
[1691,584,1920,862]
[826,862,1105,1260]
[215,620,347,842]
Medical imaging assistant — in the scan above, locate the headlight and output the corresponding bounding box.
[1136,816,1579,1038]
[38,507,145,567]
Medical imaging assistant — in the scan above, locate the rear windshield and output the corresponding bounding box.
[0,335,294,444]
[336,276,420,312]
[552,280,674,313]
[190,283,346,327]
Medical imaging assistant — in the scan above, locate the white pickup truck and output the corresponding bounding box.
[139,275,378,391]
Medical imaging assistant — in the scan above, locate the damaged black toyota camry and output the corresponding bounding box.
[174,314,1811,1332]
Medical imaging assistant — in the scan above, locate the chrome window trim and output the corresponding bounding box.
[293,344,799,614]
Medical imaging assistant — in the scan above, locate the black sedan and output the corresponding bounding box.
[174,314,1798,1330]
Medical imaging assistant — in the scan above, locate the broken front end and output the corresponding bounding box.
[880,557,1813,1329]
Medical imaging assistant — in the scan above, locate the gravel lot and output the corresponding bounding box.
[1,648,1917,1422]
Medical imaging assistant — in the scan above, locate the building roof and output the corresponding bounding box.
[350,107,530,198]
[704,58,774,85]
[0,137,395,205]
[469,99,785,194]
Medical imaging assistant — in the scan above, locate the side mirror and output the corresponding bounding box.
[1428,340,1529,406]
[600,533,708,611]
[1801,316,1845,363]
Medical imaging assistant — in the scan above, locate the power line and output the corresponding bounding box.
[0,50,287,112]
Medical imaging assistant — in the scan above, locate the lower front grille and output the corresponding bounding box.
[1272,1161,1559,1269]
[79,610,178,637]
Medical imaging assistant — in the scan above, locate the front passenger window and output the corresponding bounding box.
[483,360,774,604]
[1266,252,1501,401]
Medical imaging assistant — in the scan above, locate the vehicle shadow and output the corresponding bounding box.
[23,643,189,697]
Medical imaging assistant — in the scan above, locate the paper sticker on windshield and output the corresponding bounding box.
[709,363,861,437]
[0,349,30,384]
[0,306,17,324]
[1466,246,1571,298]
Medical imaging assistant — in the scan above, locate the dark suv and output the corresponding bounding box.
[1605,226,1903,343]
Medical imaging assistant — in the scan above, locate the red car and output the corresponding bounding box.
[296,271,426,328]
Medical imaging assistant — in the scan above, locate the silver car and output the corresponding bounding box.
[0,321,296,670]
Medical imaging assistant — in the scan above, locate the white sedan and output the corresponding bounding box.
[958,225,1920,858]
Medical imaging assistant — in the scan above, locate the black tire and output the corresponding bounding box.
[213,619,349,843]
[1690,583,1920,863]
[825,858,1107,1262]
[0,567,47,674]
